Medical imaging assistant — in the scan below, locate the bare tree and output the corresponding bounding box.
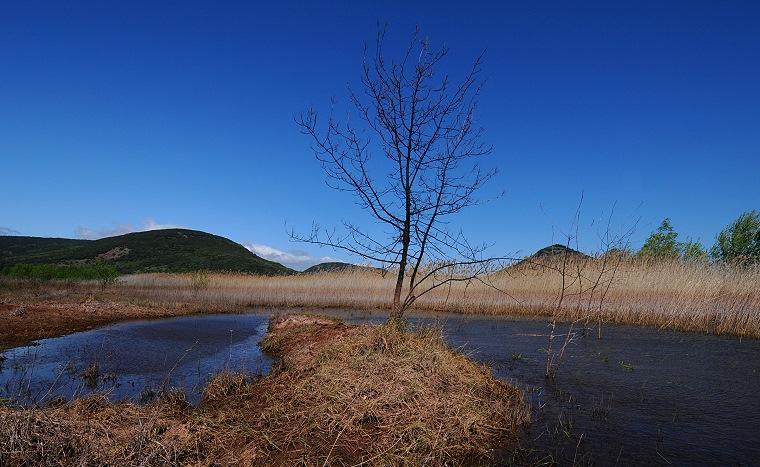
[294,27,499,319]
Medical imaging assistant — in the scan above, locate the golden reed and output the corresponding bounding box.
[117,258,760,338]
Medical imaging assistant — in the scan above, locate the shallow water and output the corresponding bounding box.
[0,313,272,404]
[433,315,760,465]
[2,310,759,465]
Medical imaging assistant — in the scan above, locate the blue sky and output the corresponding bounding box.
[2,1,758,270]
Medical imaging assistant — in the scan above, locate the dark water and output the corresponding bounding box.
[2,311,759,465]
[434,315,760,466]
[0,314,272,404]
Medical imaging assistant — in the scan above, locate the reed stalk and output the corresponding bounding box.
[111,258,760,338]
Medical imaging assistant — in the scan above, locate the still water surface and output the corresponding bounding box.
[1,314,272,404]
[2,310,759,465]
[433,315,760,465]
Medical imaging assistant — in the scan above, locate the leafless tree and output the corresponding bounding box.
[294,27,499,319]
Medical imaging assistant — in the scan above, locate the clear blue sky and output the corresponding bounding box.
[2,1,758,269]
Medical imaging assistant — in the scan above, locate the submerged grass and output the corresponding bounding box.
[0,314,528,466]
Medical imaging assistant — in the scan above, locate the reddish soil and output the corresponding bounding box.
[0,285,205,351]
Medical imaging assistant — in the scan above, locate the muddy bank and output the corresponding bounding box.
[0,284,224,351]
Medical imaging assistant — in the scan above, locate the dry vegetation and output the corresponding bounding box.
[111,258,760,338]
[1,258,758,464]
[0,283,215,351]
[0,314,528,466]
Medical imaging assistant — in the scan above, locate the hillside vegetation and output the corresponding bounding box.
[0,229,293,275]
[303,261,382,274]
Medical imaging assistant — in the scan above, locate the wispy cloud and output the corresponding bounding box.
[241,242,342,271]
[0,226,21,236]
[75,219,185,240]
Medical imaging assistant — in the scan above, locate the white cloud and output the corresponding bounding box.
[241,242,342,271]
[75,219,185,240]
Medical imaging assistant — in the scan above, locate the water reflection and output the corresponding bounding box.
[0,314,272,405]
[430,315,760,466]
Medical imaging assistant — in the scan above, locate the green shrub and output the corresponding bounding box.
[189,269,210,291]
[2,262,119,286]
[638,218,706,262]
[711,210,760,264]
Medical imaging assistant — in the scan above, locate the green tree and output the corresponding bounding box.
[92,262,119,288]
[639,218,682,259]
[711,210,760,264]
[681,238,707,261]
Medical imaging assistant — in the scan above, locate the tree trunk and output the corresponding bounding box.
[392,223,410,319]
[391,270,404,319]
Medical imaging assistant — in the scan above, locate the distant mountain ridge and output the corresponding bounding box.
[303,262,383,274]
[0,234,594,277]
[0,229,294,275]
[305,246,592,275]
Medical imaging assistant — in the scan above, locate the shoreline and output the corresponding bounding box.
[0,311,529,465]
[3,273,759,351]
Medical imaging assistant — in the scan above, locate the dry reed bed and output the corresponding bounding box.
[118,260,760,338]
[119,271,394,310]
[0,314,528,466]
[0,394,196,466]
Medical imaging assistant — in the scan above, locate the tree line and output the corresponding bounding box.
[638,210,760,264]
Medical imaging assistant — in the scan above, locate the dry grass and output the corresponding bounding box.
[111,258,760,338]
[487,257,760,338]
[117,269,394,310]
[0,314,528,466]
[2,257,757,348]
[243,314,528,465]
[0,394,198,466]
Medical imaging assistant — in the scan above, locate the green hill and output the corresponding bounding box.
[530,244,590,260]
[508,244,591,270]
[0,229,294,275]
